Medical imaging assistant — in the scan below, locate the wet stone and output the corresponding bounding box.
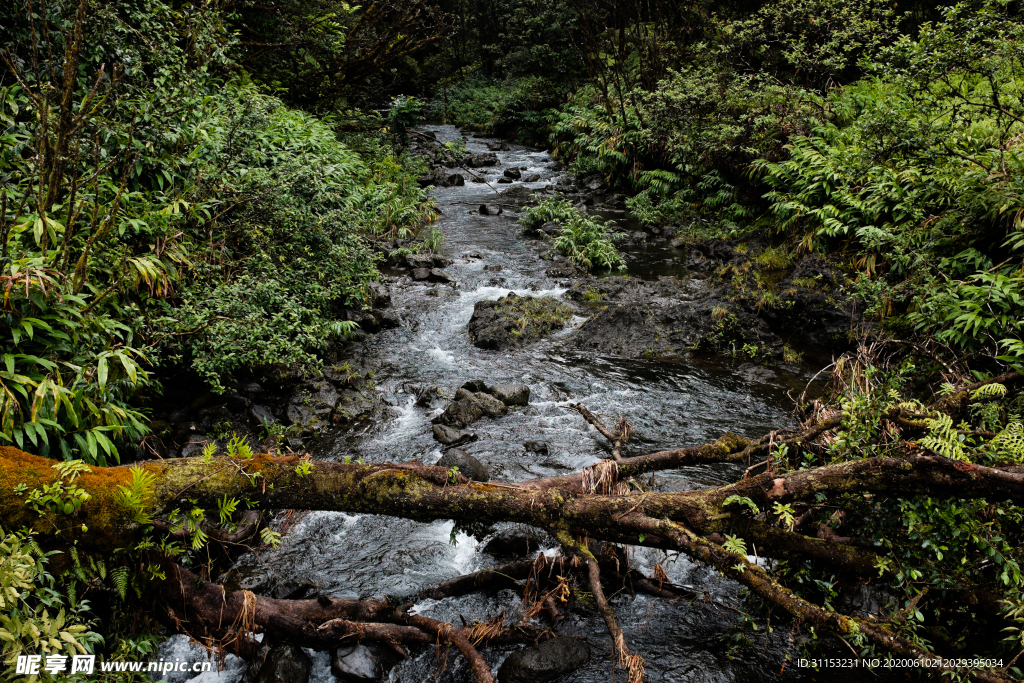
[482,529,542,559]
[432,423,479,446]
[523,440,548,454]
[331,643,400,682]
[488,383,530,406]
[454,388,507,418]
[497,637,590,683]
[414,385,450,408]
[464,152,499,167]
[436,448,489,482]
[432,396,483,428]
[256,645,311,683]
[429,268,456,285]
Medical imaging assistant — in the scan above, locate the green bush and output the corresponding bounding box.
[0,527,103,675]
[755,3,1024,370]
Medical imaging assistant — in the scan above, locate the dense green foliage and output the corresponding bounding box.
[0,0,433,462]
[519,197,624,270]
[427,0,1024,376]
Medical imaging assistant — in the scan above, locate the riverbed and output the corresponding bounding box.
[159,126,839,683]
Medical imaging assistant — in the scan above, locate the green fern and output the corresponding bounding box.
[116,467,157,524]
[918,413,968,461]
[971,383,1007,400]
[723,534,748,556]
[992,423,1024,463]
[110,566,130,601]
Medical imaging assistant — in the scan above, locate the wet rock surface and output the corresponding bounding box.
[467,292,573,350]
[566,247,857,364]
[436,447,489,481]
[255,645,311,683]
[497,637,591,683]
[331,643,400,682]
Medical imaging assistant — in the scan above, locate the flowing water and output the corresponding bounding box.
[160,126,837,683]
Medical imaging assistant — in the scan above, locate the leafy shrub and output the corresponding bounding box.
[552,214,624,271]
[0,527,102,672]
[519,197,624,271]
[519,197,580,232]
[755,3,1024,370]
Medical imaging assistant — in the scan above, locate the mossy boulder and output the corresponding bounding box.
[467,293,572,350]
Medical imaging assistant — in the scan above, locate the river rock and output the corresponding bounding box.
[482,528,542,559]
[436,448,489,482]
[523,440,548,454]
[454,388,507,418]
[464,152,499,167]
[432,388,507,428]
[251,404,275,426]
[488,383,530,406]
[497,637,590,683]
[399,252,450,269]
[333,389,375,424]
[285,404,317,428]
[467,293,573,350]
[460,379,488,392]
[331,644,399,682]
[447,173,465,186]
[503,168,521,180]
[486,140,510,151]
[499,185,536,201]
[415,385,450,408]
[256,645,311,683]
[523,173,541,182]
[429,268,456,285]
[478,204,503,215]
[432,424,479,446]
[432,396,483,428]
[497,178,513,184]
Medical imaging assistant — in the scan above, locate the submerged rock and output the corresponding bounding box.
[488,383,530,406]
[256,645,311,683]
[464,152,499,167]
[432,424,479,446]
[497,637,590,683]
[523,440,548,454]
[503,168,522,180]
[331,643,399,682]
[482,528,543,559]
[467,292,573,350]
[499,184,537,202]
[436,448,489,482]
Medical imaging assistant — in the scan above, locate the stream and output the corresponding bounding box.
[158,126,839,683]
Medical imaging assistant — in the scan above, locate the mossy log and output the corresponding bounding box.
[2,403,1022,683]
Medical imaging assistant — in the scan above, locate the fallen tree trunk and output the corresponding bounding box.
[2,383,1021,683]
